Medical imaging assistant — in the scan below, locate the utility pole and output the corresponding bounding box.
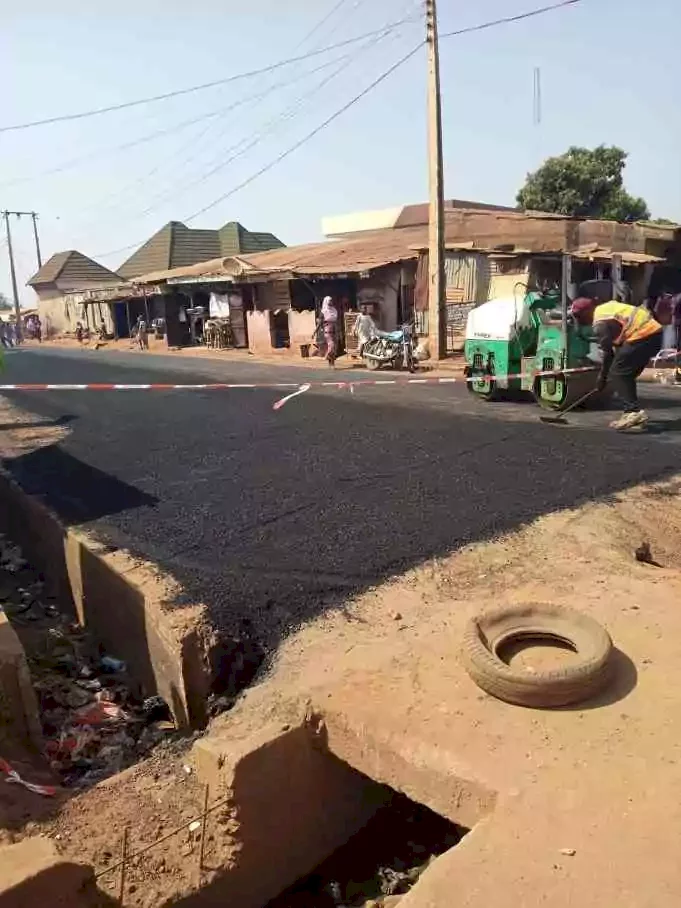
[1,210,42,343]
[425,0,446,360]
[3,211,23,343]
[31,212,42,268]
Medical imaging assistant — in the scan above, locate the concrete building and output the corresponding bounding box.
[27,251,122,337]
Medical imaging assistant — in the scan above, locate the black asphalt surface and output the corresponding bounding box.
[3,346,681,658]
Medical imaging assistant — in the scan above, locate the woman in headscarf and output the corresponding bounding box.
[319,296,339,366]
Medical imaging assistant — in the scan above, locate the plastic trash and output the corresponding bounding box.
[0,758,56,797]
[72,700,126,726]
[100,656,126,673]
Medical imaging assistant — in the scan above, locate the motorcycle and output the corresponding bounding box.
[361,323,417,372]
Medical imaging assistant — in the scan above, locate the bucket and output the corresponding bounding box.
[300,344,310,359]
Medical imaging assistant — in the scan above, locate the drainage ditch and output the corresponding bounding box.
[0,531,180,791]
[265,785,466,907]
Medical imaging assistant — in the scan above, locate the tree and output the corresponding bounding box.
[0,292,12,312]
[517,145,650,222]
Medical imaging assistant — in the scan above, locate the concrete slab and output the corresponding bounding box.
[0,837,94,907]
[0,465,215,729]
[0,610,41,752]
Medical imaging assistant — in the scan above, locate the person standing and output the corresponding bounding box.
[135,315,149,351]
[319,296,339,367]
[353,305,377,355]
[571,297,663,430]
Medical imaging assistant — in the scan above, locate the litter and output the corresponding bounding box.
[72,700,127,726]
[189,821,201,833]
[0,758,56,797]
[100,656,126,673]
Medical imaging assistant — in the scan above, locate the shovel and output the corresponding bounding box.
[539,387,599,425]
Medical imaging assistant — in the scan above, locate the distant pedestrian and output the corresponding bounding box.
[135,315,149,350]
[353,305,377,355]
[75,322,84,344]
[0,319,8,350]
[318,296,338,367]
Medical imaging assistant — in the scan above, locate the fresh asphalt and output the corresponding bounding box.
[3,345,681,665]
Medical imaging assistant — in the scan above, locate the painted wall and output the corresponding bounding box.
[246,310,274,354]
[288,310,316,351]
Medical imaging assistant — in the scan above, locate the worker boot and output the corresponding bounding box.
[609,410,648,431]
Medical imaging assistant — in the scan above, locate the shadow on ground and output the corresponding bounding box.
[3,446,158,523]
[3,352,681,688]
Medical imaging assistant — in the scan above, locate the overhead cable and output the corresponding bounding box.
[0,19,419,135]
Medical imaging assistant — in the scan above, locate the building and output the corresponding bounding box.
[27,251,122,337]
[49,208,681,356]
[117,220,286,280]
[125,208,680,355]
[322,199,517,238]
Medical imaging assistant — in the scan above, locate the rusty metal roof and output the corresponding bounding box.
[131,210,677,286]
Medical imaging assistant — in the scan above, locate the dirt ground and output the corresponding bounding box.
[24,336,464,377]
[3,386,681,904]
[199,475,681,908]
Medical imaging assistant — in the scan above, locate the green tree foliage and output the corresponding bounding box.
[0,292,12,311]
[517,145,650,221]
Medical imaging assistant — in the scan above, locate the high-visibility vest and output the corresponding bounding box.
[593,301,662,345]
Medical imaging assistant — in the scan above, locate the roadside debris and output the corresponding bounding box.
[0,532,179,790]
[0,757,56,797]
[634,541,658,565]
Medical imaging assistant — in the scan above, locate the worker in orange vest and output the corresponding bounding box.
[571,297,663,430]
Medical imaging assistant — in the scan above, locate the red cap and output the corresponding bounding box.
[570,297,596,317]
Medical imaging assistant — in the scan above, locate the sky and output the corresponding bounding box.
[0,0,679,306]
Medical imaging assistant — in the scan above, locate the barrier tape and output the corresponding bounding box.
[0,758,56,797]
[0,365,597,393]
[0,366,601,411]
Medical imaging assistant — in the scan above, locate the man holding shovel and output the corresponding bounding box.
[571,296,663,430]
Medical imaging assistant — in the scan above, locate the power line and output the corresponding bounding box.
[133,25,400,221]
[184,1,585,224]
[293,0,354,51]
[440,0,582,39]
[0,106,237,188]
[94,41,423,262]
[92,0,584,260]
[183,42,424,224]
[65,54,355,227]
[0,19,419,135]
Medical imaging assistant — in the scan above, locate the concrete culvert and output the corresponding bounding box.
[265,785,467,908]
[461,603,614,708]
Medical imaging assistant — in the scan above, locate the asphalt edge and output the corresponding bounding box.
[0,465,216,729]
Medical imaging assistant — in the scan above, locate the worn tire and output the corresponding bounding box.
[461,603,613,708]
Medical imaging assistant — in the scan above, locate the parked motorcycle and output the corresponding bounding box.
[361,324,417,372]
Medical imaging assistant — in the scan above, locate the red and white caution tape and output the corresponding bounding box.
[0,366,596,394]
[0,365,601,410]
[0,757,56,797]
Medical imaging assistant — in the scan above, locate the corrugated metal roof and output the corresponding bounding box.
[131,211,676,286]
[570,244,664,264]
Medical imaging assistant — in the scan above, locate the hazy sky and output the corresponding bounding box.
[0,0,678,305]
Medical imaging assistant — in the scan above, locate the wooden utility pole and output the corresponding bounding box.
[425,0,446,359]
[31,212,42,268]
[3,211,23,342]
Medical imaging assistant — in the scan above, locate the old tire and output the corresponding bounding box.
[461,604,613,708]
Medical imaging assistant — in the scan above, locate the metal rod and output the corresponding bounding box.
[118,827,129,905]
[199,783,209,871]
[95,794,232,879]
